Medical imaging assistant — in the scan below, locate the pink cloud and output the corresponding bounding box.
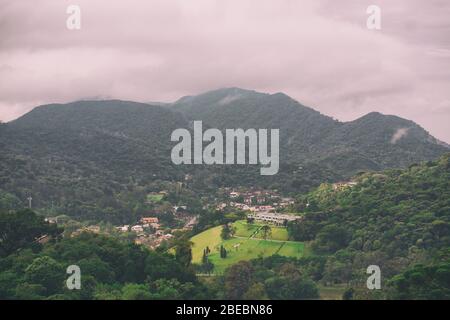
[0,0,449,142]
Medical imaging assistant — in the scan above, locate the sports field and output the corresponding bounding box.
[190,220,306,274]
[232,220,289,241]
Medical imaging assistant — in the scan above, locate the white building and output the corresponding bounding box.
[131,225,144,233]
[248,212,302,226]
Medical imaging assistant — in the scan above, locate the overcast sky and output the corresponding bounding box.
[1,0,449,142]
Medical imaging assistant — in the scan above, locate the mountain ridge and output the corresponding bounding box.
[0,88,448,221]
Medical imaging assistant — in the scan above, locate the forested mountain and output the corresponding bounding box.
[0,89,448,221]
[173,88,449,176]
[0,101,190,221]
[313,111,449,175]
[288,154,450,299]
[4,99,187,180]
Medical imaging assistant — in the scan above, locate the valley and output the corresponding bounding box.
[1,88,448,224]
[0,88,449,300]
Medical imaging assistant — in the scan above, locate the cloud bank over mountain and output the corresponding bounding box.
[0,0,449,141]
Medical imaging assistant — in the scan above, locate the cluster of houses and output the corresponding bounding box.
[134,231,174,250]
[116,217,173,248]
[229,190,279,205]
[114,216,173,248]
[62,185,306,250]
[69,210,196,246]
[114,213,197,249]
[214,189,302,227]
[230,203,275,213]
[216,190,295,213]
[115,217,161,233]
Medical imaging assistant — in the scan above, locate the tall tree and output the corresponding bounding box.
[221,224,235,240]
[202,249,208,264]
[220,245,228,259]
[224,261,254,299]
[24,256,65,295]
[174,238,193,268]
[260,225,272,240]
[0,209,62,258]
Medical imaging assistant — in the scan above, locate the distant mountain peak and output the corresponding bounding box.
[364,111,384,117]
[353,111,416,126]
[208,87,265,95]
[174,87,266,105]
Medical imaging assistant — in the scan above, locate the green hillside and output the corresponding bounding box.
[0,100,190,222]
[191,220,305,274]
[0,89,448,222]
[173,88,449,178]
[286,153,450,299]
[233,220,289,240]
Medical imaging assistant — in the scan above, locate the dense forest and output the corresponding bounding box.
[0,210,319,300]
[1,154,449,299]
[0,210,208,300]
[287,154,450,299]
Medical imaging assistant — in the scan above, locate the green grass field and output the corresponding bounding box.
[191,225,223,263]
[146,193,164,202]
[232,220,289,241]
[232,220,260,238]
[191,221,305,274]
[276,241,305,256]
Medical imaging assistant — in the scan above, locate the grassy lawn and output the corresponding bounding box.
[267,227,289,241]
[146,193,164,202]
[232,220,289,241]
[232,220,260,238]
[206,238,284,274]
[191,221,305,274]
[191,225,223,263]
[276,241,305,256]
